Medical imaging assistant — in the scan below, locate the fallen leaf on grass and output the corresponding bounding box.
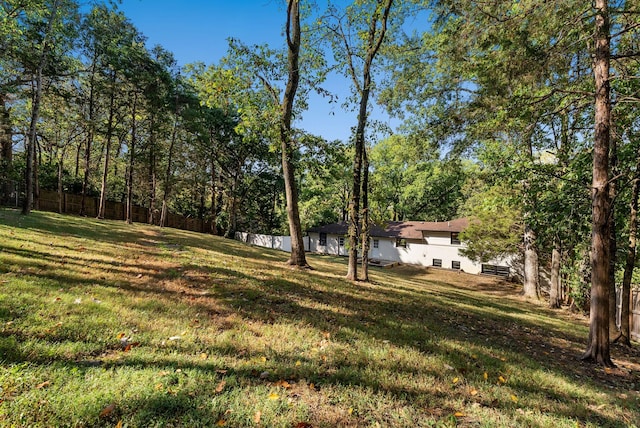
[498,376,506,384]
[268,393,279,400]
[452,377,459,384]
[216,369,228,375]
[200,353,208,360]
[483,372,488,380]
[511,394,519,403]
[274,380,291,389]
[215,380,226,393]
[216,419,226,426]
[454,411,465,417]
[469,388,478,396]
[99,403,115,418]
[115,421,123,428]
[254,410,262,423]
[36,381,50,389]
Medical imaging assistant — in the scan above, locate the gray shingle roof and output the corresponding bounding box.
[307,218,468,239]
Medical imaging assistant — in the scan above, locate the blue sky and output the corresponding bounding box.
[117,0,398,143]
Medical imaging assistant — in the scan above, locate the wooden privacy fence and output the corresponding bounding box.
[35,189,213,234]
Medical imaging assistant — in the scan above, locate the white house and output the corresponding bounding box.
[307,218,511,276]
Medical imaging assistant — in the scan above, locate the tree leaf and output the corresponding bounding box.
[268,392,279,400]
[99,403,115,418]
[254,410,262,423]
[36,381,50,389]
[274,380,291,389]
[215,380,226,393]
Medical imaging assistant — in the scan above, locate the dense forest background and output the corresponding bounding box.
[1,0,640,363]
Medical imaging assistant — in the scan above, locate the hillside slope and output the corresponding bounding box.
[0,208,638,427]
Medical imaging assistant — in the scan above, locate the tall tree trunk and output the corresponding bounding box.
[126,92,138,225]
[523,225,540,299]
[582,0,614,367]
[0,94,13,204]
[23,1,59,215]
[361,146,370,281]
[80,54,98,217]
[209,158,218,234]
[347,127,364,280]
[549,240,562,309]
[160,103,179,228]
[57,149,65,214]
[98,71,117,219]
[617,149,639,346]
[148,122,157,225]
[225,173,238,238]
[608,130,619,340]
[280,0,308,267]
[33,140,40,210]
[345,0,393,281]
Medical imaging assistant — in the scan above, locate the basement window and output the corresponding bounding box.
[373,239,379,248]
[481,264,510,277]
[452,260,461,270]
[432,259,442,267]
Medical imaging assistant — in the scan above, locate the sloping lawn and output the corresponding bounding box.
[1,208,639,427]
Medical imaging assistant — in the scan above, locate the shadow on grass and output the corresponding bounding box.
[1,208,637,427]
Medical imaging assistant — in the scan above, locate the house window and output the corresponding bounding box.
[339,237,345,247]
[432,259,442,267]
[451,232,461,245]
[373,239,379,249]
[319,232,327,246]
[452,260,461,270]
[395,238,407,248]
[481,264,510,277]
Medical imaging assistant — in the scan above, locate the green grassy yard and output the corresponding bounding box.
[1,208,639,427]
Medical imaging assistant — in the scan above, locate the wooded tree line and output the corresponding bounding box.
[1,0,639,365]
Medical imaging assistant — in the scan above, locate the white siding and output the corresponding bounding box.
[237,230,510,277]
[234,232,292,252]
[308,233,345,256]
